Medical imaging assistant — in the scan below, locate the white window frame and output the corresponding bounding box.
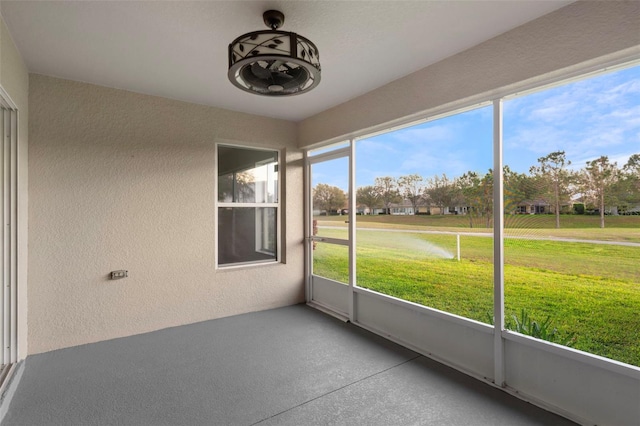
[0,85,18,390]
[215,142,281,269]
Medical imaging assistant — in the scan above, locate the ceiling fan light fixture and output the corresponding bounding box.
[228,10,321,96]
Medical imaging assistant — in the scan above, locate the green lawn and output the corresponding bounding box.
[312,226,640,367]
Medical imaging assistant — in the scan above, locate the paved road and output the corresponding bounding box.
[318,226,640,247]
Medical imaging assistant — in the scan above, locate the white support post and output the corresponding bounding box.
[11,109,17,362]
[493,99,505,387]
[0,110,5,367]
[304,151,312,303]
[348,139,356,322]
[2,108,11,365]
[457,234,460,261]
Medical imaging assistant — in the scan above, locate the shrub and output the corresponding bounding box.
[487,308,576,347]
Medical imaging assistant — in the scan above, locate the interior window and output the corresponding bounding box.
[217,145,279,267]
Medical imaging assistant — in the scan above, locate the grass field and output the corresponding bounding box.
[315,214,640,243]
[312,216,640,367]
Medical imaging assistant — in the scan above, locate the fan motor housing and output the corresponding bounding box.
[228,29,321,96]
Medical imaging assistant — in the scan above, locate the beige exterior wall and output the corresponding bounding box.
[299,1,640,147]
[28,75,303,354]
[0,16,29,360]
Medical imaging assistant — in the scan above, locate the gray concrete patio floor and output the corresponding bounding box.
[2,304,576,425]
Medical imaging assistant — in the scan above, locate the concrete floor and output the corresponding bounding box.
[2,304,576,425]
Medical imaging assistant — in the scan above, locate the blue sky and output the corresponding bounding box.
[312,64,640,191]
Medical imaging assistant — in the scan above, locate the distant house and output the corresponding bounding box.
[415,205,469,215]
[389,200,415,215]
[514,199,549,214]
[512,199,581,215]
[606,203,640,215]
[393,203,470,216]
[445,205,469,215]
[356,205,386,215]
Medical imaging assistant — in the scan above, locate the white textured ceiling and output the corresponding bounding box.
[1,1,573,121]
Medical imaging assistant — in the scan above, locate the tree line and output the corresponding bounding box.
[312,152,640,229]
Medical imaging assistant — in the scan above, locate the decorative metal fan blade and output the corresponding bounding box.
[251,62,273,80]
[268,60,285,71]
[273,71,294,80]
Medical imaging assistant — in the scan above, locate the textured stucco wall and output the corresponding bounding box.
[28,75,303,354]
[0,15,29,360]
[299,1,640,147]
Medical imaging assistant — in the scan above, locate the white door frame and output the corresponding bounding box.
[305,142,355,320]
[0,85,19,377]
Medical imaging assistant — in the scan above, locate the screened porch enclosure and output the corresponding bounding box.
[0,2,638,425]
[305,62,640,426]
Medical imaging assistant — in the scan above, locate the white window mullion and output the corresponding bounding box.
[218,202,279,208]
[0,109,5,367]
[348,139,356,322]
[9,109,17,363]
[304,152,312,302]
[493,99,505,387]
[2,108,10,365]
[255,208,262,254]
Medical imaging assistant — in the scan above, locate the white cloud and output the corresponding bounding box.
[391,125,454,144]
[505,66,640,168]
[357,138,400,154]
[528,101,580,123]
[603,78,640,98]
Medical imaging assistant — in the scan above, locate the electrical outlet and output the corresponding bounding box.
[111,270,128,280]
